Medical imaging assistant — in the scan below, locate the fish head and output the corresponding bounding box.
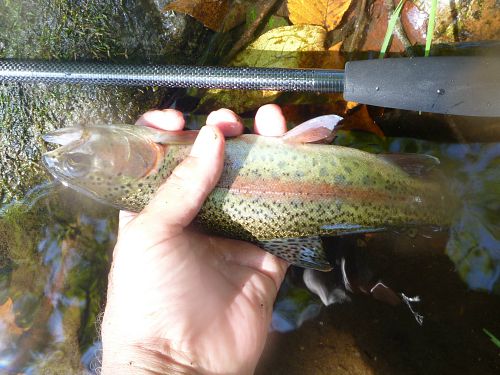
[42,125,160,201]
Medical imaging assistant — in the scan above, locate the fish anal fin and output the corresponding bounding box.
[258,236,332,271]
[380,153,440,177]
[282,115,343,144]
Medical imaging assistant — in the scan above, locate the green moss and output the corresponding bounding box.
[0,0,215,206]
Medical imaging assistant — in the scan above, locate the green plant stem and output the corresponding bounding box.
[425,0,438,56]
[483,328,500,349]
[379,0,406,59]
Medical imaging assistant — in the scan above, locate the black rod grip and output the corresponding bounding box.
[344,56,500,117]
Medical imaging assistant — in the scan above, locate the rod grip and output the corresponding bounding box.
[344,56,500,117]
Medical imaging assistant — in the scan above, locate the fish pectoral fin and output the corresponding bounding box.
[281,115,343,144]
[258,236,332,271]
[150,129,199,145]
[379,153,440,177]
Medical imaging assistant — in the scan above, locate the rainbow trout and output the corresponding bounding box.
[42,115,458,270]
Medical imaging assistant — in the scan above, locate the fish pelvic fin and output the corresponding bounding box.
[258,236,332,271]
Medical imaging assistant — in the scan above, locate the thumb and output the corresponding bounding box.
[138,125,225,234]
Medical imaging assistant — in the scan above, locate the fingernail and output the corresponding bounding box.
[206,108,239,125]
[190,126,219,157]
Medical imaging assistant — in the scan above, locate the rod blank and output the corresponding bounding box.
[0,59,345,93]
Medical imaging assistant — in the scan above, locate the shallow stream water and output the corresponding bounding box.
[1,123,499,374]
[1,0,500,373]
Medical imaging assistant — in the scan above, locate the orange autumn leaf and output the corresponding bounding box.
[341,105,385,138]
[164,0,245,32]
[0,297,26,336]
[288,0,352,31]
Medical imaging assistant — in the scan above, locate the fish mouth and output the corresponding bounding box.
[43,127,84,145]
[42,127,86,183]
[42,151,67,183]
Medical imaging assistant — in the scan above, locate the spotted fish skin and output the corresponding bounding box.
[197,136,456,237]
[43,125,459,269]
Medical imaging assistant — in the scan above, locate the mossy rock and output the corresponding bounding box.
[0,0,212,205]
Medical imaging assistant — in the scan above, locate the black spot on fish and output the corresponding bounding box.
[334,174,346,183]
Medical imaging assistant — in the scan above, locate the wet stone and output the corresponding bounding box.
[0,0,213,205]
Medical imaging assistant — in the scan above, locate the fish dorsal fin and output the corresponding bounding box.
[258,236,332,271]
[380,153,440,177]
[282,115,343,144]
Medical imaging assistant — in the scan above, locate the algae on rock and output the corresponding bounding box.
[0,0,213,205]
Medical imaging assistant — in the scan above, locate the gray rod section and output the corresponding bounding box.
[0,59,345,93]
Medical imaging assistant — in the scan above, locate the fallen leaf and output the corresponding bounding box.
[0,297,26,336]
[164,0,246,32]
[198,25,332,112]
[288,0,353,31]
[232,24,327,68]
[339,104,385,138]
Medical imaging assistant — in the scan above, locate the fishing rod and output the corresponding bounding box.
[0,56,499,117]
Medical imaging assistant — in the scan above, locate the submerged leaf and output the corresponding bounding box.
[232,24,327,68]
[0,297,27,336]
[288,0,353,31]
[340,105,385,138]
[198,25,330,112]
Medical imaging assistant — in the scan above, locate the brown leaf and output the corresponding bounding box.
[0,297,26,336]
[288,0,353,31]
[340,105,385,138]
[164,0,246,32]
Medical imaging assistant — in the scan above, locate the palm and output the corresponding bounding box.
[108,222,285,374]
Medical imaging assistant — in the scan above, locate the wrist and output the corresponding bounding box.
[101,339,198,375]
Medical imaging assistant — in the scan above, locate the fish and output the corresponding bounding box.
[42,115,459,271]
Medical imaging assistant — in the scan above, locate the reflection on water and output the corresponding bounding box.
[0,191,116,373]
[0,133,499,372]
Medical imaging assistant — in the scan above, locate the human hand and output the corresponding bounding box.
[101,105,289,374]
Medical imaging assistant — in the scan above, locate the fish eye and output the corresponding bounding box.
[63,152,91,177]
